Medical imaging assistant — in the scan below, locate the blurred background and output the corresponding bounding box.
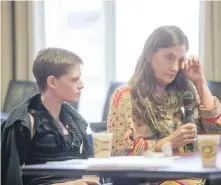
[1,0,221,123]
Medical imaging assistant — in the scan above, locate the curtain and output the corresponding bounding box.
[1,1,45,109]
[201,1,221,82]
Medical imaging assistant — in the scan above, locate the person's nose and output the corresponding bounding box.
[170,59,179,72]
[78,80,84,90]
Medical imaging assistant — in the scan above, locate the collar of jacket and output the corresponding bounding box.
[3,93,88,133]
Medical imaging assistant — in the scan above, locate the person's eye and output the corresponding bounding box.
[72,77,80,82]
[165,54,173,60]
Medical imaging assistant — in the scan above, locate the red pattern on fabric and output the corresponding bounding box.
[128,136,142,156]
[201,112,221,123]
[174,180,185,185]
[113,88,131,108]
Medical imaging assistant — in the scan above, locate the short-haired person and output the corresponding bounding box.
[2,48,99,185]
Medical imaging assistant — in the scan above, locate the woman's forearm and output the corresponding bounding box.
[194,79,215,109]
[155,137,171,152]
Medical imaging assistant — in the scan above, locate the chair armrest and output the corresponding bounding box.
[90,122,107,132]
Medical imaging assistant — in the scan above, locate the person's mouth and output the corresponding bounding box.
[166,74,176,78]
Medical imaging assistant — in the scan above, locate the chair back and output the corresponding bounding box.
[102,81,125,121]
[3,80,39,113]
[207,81,221,101]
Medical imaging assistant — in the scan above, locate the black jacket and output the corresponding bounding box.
[1,95,93,185]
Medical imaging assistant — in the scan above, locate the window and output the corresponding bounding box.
[44,0,199,122]
[44,0,109,122]
[115,0,199,81]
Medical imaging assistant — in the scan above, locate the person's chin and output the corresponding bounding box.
[73,98,79,103]
[73,95,81,102]
[166,75,176,82]
[63,96,80,103]
[161,78,175,86]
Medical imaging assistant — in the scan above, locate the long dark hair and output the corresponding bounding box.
[128,26,196,136]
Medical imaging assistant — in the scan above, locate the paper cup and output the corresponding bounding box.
[92,133,113,158]
[198,135,220,168]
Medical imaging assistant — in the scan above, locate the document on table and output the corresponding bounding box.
[46,156,174,170]
[86,156,174,170]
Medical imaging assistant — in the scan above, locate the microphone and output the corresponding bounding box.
[183,91,194,123]
[183,91,194,151]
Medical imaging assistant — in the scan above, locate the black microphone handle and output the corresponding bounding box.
[184,106,193,123]
[183,91,195,151]
[184,115,195,151]
[185,116,193,123]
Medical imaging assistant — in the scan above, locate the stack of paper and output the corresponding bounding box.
[46,156,174,170]
[86,156,174,170]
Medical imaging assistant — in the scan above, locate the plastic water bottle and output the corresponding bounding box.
[87,124,94,152]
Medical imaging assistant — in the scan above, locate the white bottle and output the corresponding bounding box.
[87,123,94,151]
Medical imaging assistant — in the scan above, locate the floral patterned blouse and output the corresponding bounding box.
[107,85,221,185]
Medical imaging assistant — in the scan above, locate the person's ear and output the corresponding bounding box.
[47,75,57,90]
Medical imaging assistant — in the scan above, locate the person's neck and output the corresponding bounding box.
[154,83,166,95]
[41,91,62,121]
